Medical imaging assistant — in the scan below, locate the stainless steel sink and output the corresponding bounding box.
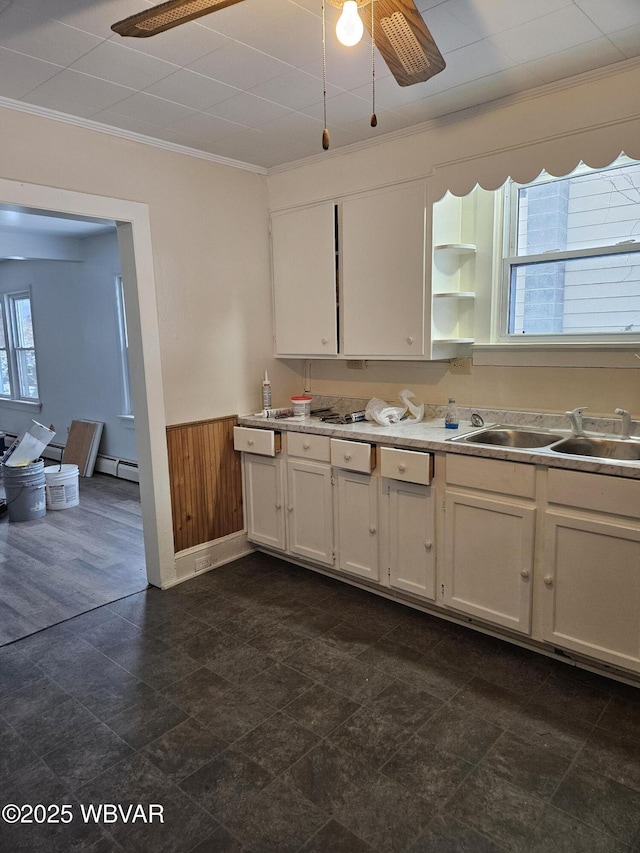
[551,436,640,461]
[448,425,560,449]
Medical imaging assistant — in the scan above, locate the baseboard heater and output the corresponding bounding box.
[3,435,139,483]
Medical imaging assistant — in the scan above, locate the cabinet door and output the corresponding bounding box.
[271,204,337,356]
[341,183,426,357]
[386,480,436,600]
[243,454,285,551]
[542,511,640,672]
[286,459,334,566]
[443,490,535,633]
[334,470,379,582]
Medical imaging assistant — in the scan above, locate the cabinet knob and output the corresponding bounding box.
[247,439,254,446]
[344,453,352,461]
[275,503,282,510]
[424,541,433,551]
[544,575,553,586]
[287,505,293,512]
[398,464,407,473]
[303,441,311,450]
[406,336,414,345]
[321,337,328,345]
[369,526,376,535]
[520,569,530,579]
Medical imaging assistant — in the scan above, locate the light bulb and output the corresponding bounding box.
[336,0,364,47]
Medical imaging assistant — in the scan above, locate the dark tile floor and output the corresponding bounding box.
[2,552,640,852]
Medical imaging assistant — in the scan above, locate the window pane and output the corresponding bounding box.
[509,253,640,335]
[516,162,640,255]
[16,349,38,398]
[13,297,35,347]
[0,304,5,348]
[0,352,9,396]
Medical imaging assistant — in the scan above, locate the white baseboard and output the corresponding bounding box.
[170,530,254,586]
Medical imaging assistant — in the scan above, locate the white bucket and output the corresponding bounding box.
[44,464,79,510]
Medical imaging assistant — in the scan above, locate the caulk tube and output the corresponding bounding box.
[262,371,272,411]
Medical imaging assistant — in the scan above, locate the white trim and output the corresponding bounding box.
[0,177,175,588]
[472,343,640,368]
[171,532,253,587]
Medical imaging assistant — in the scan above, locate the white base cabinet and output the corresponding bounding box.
[243,453,285,551]
[286,459,334,567]
[333,468,380,582]
[540,468,640,672]
[442,454,536,635]
[383,479,436,601]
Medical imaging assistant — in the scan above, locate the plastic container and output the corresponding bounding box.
[44,464,80,510]
[2,460,46,522]
[444,397,459,429]
[291,395,312,418]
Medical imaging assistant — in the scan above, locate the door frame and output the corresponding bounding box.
[0,177,174,587]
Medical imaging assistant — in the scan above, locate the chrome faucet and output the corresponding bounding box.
[566,406,587,436]
[614,407,632,439]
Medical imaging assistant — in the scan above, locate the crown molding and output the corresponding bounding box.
[0,96,268,176]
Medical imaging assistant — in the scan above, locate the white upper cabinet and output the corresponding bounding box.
[271,203,337,357]
[341,183,427,357]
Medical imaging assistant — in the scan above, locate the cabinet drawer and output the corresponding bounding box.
[233,427,281,457]
[330,438,376,473]
[548,468,640,519]
[446,453,535,498]
[287,432,331,462]
[380,447,432,486]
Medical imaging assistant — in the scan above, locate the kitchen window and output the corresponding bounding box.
[0,291,39,402]
[501,156,640,341]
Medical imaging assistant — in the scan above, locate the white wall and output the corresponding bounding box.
[0,230,137,460]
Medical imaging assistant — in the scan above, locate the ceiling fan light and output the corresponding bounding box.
[336,1,364,47]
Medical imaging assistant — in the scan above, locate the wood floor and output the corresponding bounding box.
[0,473,147,646]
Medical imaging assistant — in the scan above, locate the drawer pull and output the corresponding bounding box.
[424,541,432,551]
[322,337,328,345]
[247,439,254,446]
[406,336,414,345]
[344,453,352,461]
[369,526,376,535]
[275,503,282,510]
[303,441,311,450]
[398,464,407,473]
[287,506,293,512]
[520,569,530,579]
[544,575,553,586]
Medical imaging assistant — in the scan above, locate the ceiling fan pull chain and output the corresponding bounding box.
[322,0,330,150]
[370,1,377,127]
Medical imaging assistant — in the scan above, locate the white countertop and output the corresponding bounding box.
[237,412,640,481]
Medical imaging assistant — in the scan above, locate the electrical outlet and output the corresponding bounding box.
[450,357,472,375]
[195,554,213,573]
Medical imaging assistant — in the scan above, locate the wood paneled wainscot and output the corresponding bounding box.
[167,416,243,552]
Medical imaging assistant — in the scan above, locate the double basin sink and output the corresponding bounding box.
[448,425,640,461]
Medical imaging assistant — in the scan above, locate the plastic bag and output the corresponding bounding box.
[365,389,424,426]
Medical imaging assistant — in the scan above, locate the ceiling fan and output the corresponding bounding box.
[111,0,446,88]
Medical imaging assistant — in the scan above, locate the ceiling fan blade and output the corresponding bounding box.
[112,0,245,38]
[362,0,446,86]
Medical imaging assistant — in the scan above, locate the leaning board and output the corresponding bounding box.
[62,420,103,477]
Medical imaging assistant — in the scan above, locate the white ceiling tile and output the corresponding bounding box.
[420,39,518,96]
[259,111,326,149]
[235,6,324,68]
[110,22,232,67]
[166,110,245,142]
[525,38,627,84]
[0,46,62,98]
[0,4,101,66]
[350,73,442,109]
[300,91,376,125]
[187,41,293,90]
[249,69,342,110]
[24,87,100,117]
[443,0,575,38]
[69,41,179,90]
[144,69,241,111]
[608,23,640,58]
[422,5,486,52]
[488,6,605,64]
[14,0,144,38]
[196,0,293,39]
[106,92,199,126]
[575,0,640,34]
[89,109,171,136]
[25,67,135,109]
[206,92,293,127]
